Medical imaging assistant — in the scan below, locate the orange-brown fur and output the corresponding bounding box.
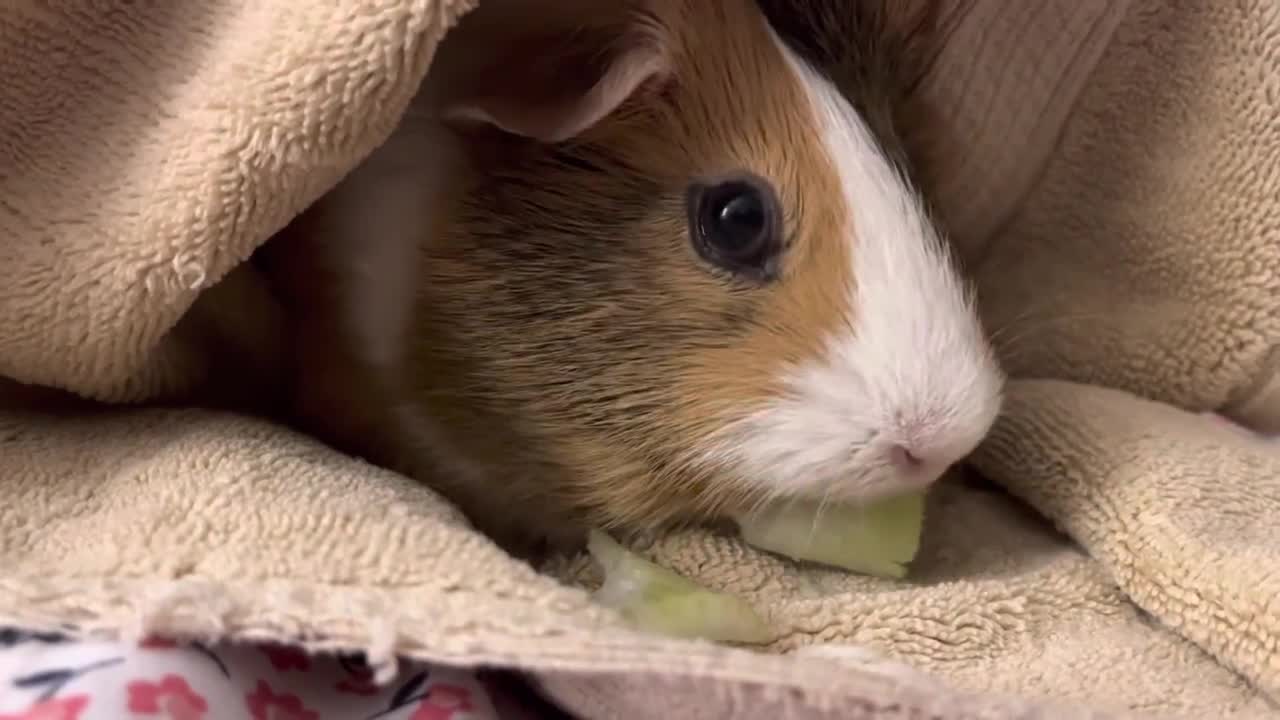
[258,0,945,554]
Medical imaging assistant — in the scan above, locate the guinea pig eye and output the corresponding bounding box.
[687,174,783,280]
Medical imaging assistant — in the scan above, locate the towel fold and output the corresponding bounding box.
[1,0,1277,717]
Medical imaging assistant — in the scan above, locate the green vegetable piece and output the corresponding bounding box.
[587,530,774,645]
[735,491,926,578]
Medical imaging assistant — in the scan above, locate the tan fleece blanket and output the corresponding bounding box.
[2,0,1279,718]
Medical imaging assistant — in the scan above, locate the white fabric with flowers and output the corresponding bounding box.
[0,629,502,720]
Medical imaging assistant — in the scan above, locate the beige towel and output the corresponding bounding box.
[2,1,1278,718]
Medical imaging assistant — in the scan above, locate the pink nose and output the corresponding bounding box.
[888,444,924,470]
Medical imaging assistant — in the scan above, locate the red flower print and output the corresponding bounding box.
[335,673,380,696]
[410,684,475,720]
[138,637,178,650]
[0,695,90,720]
[258,644,311,671]
[127,674,208,720]
[245,680,319,720]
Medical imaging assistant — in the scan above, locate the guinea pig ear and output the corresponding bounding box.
[438,22,670,144]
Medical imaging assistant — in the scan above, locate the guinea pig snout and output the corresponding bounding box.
[874,358,1004,481]
[880,416,981,486]
[885,443,924,471]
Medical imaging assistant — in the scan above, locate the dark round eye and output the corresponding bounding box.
[687,174,783,280]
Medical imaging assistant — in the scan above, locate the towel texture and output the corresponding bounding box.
[1,1,1277,719]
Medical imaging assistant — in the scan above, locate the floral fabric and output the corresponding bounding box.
[0,629,502,720]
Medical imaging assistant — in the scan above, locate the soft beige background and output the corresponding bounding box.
[0,0,1277,718]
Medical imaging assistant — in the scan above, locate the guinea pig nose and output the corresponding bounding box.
[887,444,925,470]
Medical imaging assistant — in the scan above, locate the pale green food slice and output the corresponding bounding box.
[734,491,926,578]
[587,530,774,645]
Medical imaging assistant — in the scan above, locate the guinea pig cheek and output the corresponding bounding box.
[673,201,863,509]
[694,303,870,504]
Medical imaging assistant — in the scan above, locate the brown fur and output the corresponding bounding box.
[261,0,944,554]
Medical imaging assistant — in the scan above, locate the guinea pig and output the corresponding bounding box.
[258,0,1005,554]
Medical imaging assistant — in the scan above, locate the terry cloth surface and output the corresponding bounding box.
[1,1,1278,719]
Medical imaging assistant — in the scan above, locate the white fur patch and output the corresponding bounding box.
[711,35,1004,504]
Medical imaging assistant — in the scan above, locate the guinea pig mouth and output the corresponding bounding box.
[863,469,941,499]
[812,461,946,506]
[701,419,952,507]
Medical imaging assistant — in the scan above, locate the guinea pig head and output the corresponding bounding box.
[418,0,1004,533]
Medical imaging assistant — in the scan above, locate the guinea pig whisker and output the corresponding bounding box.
[986,307,1117,363]
[806,486,836,551]
[735,486,791,527]
[984,304,1047,342]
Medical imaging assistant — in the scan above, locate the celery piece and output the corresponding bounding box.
[587,530,774,645]
[735,492,925,578]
